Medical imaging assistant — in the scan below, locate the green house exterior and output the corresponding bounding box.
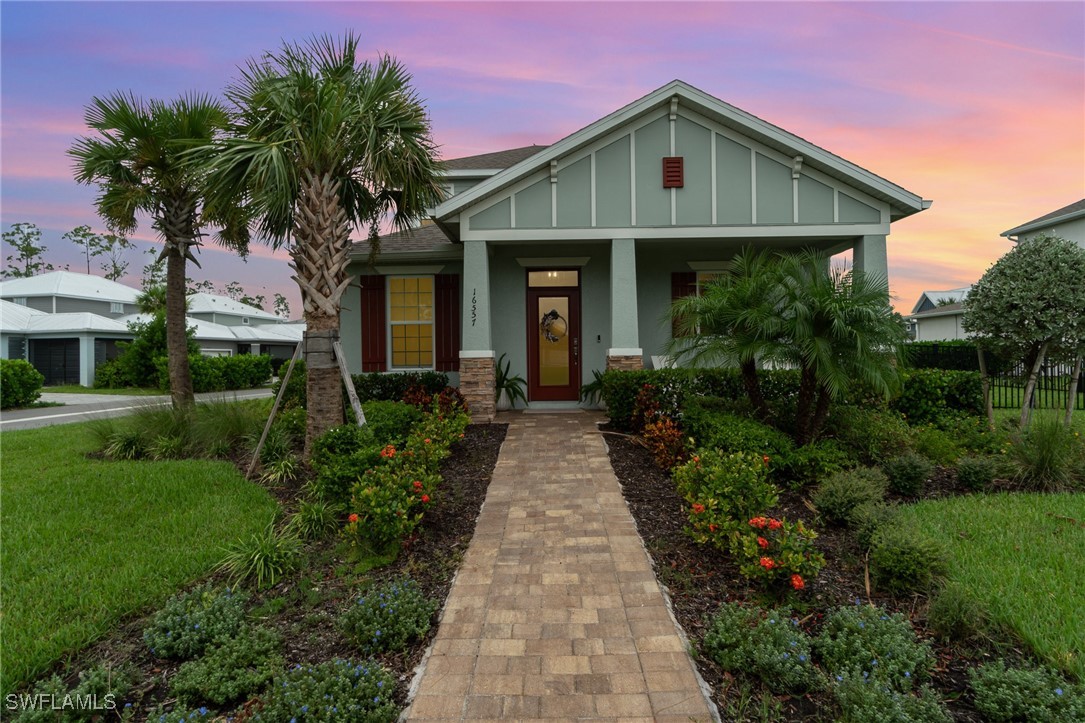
[340,80,930,420]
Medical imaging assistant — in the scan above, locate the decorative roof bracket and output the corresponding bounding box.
[792,155,804,179]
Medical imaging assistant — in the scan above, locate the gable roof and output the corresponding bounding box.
[436,80,929,234]
[909,301,964,320]
[352,223,456,257]
[1001,198,1085,238]
[444,145,548,171]
[910,286,970,315]
[186,292,284,321]
[0,270,140,304]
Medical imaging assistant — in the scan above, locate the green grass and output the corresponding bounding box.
[44,385,163,395]
[898,492,1085,680]
[993,407,1085,436]
[0,422,278,694]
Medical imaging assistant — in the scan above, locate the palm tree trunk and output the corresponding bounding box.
[165,246,194,408]
[794,365,817,445]
[740,358,769,419]
[808,383,832,443]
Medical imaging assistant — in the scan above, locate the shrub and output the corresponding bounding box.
[882,452,932,497]
[702,603,821,693]
[311,424,378,469]
[832,678,951,723]
[104,429,149,460]
[1010,415,1084,491]
[352,369,448,403]
[143,585,248,660]
[308,425,382,505]
[913,426,961,466]
[271,358,307,409]
[892,369,983,424]
[92,357,128,389]
[0,358,45,409]
[674,450,778,548]
[252,659,398,722]
[969,660,1084,722]
[926,583,987,642]
[828,407,914,465]
[848,502,899,552]
[340,578,438,654]
[815,604,935,690]
[361,400,422,446]
[682,408,794,460]
[12,664,131,723]
[813,468,888,526]
[938,414,1009,456]
[869,525,948,594]
[217,524,300,589]
[171,626,282,705]
[346,456,439,552]
[773,440,854,489]
[151,706,215,723]
[112,311,199,388]
[735,517,825,591]
[192,399,265,455]
[955,455,1001,491]
[286,499,342,541]
[642,416,688,469]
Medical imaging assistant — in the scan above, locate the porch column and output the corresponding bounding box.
[80,334,95,387]
[853,234,888,282]
[459,240,496,421]
[607,238,643,371]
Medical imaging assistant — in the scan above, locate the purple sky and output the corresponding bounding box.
[2,1,1083,316]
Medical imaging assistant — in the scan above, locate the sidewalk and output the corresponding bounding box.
[405,411,717,722]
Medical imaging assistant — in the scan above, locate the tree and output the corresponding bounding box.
[141,249,166,290]
[64,225,99,274]
[203,34,442,455]
[64,225,133,279]
[70,93,246,409]
[2,222,54,278]
[273,293,291,319]
[963,234,1085,428]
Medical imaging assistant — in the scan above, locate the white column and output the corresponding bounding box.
[80,335,95,387]
[608,238,641,357]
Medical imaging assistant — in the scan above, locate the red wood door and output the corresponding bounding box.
[527,282,581,402]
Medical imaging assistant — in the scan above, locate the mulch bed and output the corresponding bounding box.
[603,429,1004,722]
[44,422,507,722]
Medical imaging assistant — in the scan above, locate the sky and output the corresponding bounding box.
[1,1,1083,318]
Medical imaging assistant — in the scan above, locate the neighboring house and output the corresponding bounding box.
[1001,198,1085,248]
[907,286,970,341]
[0,271,302,386]
[339,80,931,419]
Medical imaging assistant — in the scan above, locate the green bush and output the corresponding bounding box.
[11,664,131,723]
[828,407,914,465]
[143,585,248,660]
[217,524,300,589]
[310,425,382,506]
[155,354,272,393]
[286,499,342,541]
[938,414,1009,456]
[674,449,779,546]
[813,468,888,526]
[682,407,794,459]
[913,425,961,466]
[271,358,307,409]
[340,578,437,655]
[702,603,821,693]
[955,455,1001,491]
[92,357,129,389]
[171,625,282,705]
[352,370,449,403]
[0,358,45,409]
[869,525,948,594]
[848,502,899,552]
[926,583,987,642]
[252,659,399,722]
[773,440,854,489]
[969,660,1085,722]
[311,424,378,469]
[832,678,951,723]
[892,369,984,424]
[361,400,422,446]
[1010,415,1085,491]
[815,604,934,690]
[150,706,215,723]
[110,311,200,388]
[882,452,932,497]
[346,463,438,553]
[735,516,825,591]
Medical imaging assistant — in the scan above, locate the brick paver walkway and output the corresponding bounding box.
[405,412,717,722]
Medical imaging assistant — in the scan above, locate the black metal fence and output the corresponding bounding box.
[989,359,1085,411]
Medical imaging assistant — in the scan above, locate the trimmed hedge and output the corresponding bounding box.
[0,358,45,409]
[154,354,273,393]
[351,370,449,403]
[891,369,983,424]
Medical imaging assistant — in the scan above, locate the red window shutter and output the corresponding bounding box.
[662,157,684,188]
[434,274,460,372]
[671,271,697,338]
[358,274,387,372]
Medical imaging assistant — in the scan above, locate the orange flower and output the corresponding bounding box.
[692,503,706,514]
[768,518,782,530]
[348,513,359,523]
[757,536,769,549]
[791,574,805,590]
[380,445,396,459]
[759,557,776,570]
[749,517,767,529]
[412,480,423,490]
[421,494,430,503]
[708,524,718,532]
[424,438,432,444]
[762,455,771,465]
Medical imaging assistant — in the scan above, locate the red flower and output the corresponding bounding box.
[413,480,423,490]
[759,557,776,570]
[348,513,359,523]
[749,517,767,529]
[424,438,432,444]
[692,455,700,463]
[709,524,718,532]
[380,445,396,459]
[757,536,769,549]
[459,433,465,438]
[762,455,771,465]
[791,574,805,590]
[692,503,706,514]
[421,494,431,503]
[768,518,782,530]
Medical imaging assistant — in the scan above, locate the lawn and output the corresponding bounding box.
[0,421,277,694]
[898,492,1085,680]
[43,385,163,396]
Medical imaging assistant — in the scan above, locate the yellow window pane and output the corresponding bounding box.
[420,350,432,366]
[417,277,432,292]
[529,270,579,287]
[390,278,406,293]
[392,325,405,338]
[405,336,419,352]
[419,336,432,352]
[392,352,406,366]
[404,277,417,292]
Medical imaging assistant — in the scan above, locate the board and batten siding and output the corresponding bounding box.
[463,106,886,234]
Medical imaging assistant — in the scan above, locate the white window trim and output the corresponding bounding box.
[386,275,436,371]
[13,297,27,306]
[110,302,124,313]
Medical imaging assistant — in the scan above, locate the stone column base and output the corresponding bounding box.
[606,354,644,371]
[460,354,496,423]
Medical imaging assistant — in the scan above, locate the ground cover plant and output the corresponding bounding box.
[0,421,276,693]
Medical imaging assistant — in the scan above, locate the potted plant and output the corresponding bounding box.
[495,353,527,411]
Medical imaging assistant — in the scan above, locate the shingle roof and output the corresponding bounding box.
[1001,198,1085,238]
[186,292,284,321]
[0,270,140,303]
[911,301,964,319]
[352,223,455,256]
[910,286,971,314]
[444,145,548,171]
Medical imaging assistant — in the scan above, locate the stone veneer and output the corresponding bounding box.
[605,354,644,372]
[460,355,497,423]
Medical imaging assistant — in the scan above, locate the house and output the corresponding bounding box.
[339,80,931,420]
[907,286,970,341]
[0,271,302,385]
[1001,198,1085,248]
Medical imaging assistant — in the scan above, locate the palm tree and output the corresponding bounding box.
[775,250,906,444]
[202,34,442,455]
[69,93,245,408]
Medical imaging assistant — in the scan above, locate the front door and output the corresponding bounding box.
[526,270,580,401]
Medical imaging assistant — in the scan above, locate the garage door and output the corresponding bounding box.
[29,338,80,386]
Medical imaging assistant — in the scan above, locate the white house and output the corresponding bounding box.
[1001,198,1085,248]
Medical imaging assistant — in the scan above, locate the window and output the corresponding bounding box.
[110,302,124,314]
[241,317,250,325]
[388,276,434,369]
[13,297,27,306]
